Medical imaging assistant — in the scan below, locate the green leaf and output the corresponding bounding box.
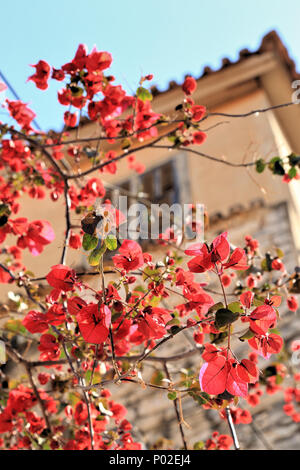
[288,167,297,179]
[239,329,255,341]
[150,370,164,386]
[276,248,284,259]
[136,86,153,102]
[189,391,210,406]
[275,374,284,385]
[208,302,224,314]
[82,233,98,251]
[166,318,181,327]
[149,295,161,307]
[256,158,266,173]
[227,301,243,314]
[105,235,117,251]
[143,266,161,282]
[252,297,264,307]
[215,308,240,330]
[88,245,106,266]
[121,138,132,150]
[194,441,205,450]
[167,392,177,401]
[0,204,11,217]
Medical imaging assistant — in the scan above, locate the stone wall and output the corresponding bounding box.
[108,202,300,450]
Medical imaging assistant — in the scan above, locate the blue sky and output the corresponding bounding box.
[1,0,300,131]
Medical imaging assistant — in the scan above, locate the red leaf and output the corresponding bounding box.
[226,366,248,397]
[199,356,227,395]
[236,359,258,383]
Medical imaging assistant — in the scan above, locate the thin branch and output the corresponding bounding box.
[28,347,202,368]
[60,180,72,265]
[164,363,188,450]
[250,419,274,450]
[152,145,258,168]
[202,101,296,122]
[66,130,171,180]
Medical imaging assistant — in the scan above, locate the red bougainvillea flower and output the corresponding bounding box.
[22,310,49,334]
[79,178,106,205]
[0,266,12,284]
[236,359,259,383]
[199,355,248,397]
[271,258,285,271]
[205,431,233,450]
[221,273,231,287]
[74,401,88,426]
[51,68,65,81]
[185,232,248,274]
[248,333,283,359]
[19,220,55,256]
[245,235,259,254]
[46,303,66,326]
[26,411,45,434]
[136,307,172,341]
[201,343,220,362]
[112,239,144,272]
[0,408,13,433]
[185,232,229,272]
[193,328,204,345]
[185,243,214,273]
[220,407,252,425]
[178,285,214,316]
[291,339,300,351]
[182,76,197,95]
[240,291,254,309]
[248,304,277,335]
[222,247,248,270]
[38,334,60,361]
[46,264,77,292]
[38,373,50,385]
[77,303,111,344]
[287,296,298,312]
[67,296,87,316]
[6,99,36,132]
[86,50,112,73]
[69,232,81,250]
[193,131,207,145]
[191,105,206,121]
[64,111,77,128]
[6,384,37,414]
[28,60,50,90]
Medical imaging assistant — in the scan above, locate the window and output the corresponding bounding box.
[105,154,191,243]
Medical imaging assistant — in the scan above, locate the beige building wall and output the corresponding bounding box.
[4,87,298,283]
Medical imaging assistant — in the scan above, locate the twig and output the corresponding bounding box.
[164,363,188,450]
[250,419,274,450]
[60,181,72,265]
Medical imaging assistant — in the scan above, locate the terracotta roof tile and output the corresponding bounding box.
[151,30,300,97]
